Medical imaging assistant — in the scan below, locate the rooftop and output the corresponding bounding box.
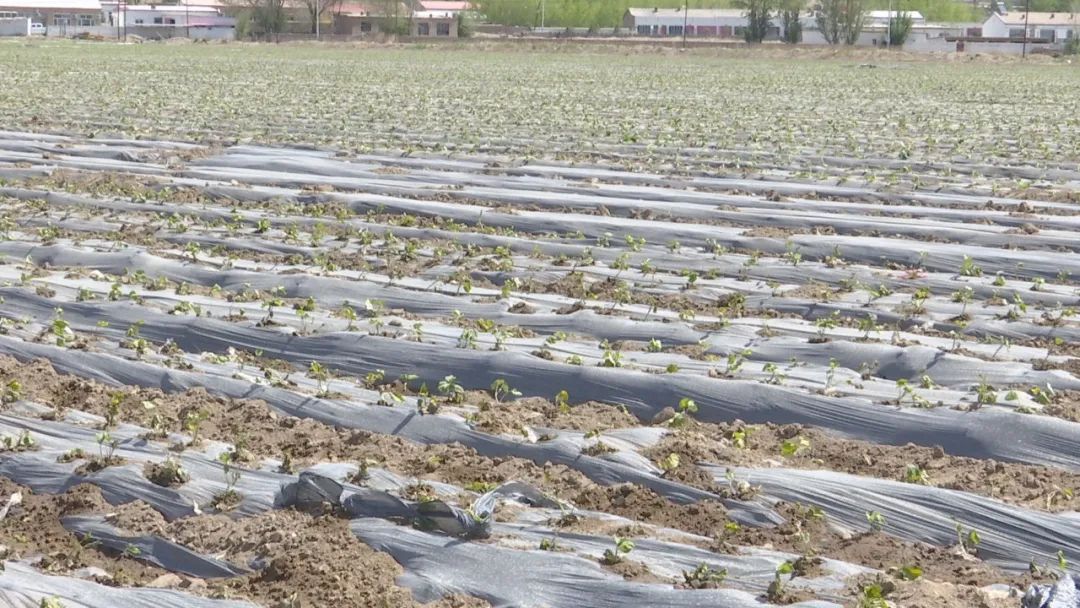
[993,11,1079,26]
[866,10,925,20]
[626,8,746,18]
[419,1,469,11]
[0,0,100,9]
[413,9,456,19]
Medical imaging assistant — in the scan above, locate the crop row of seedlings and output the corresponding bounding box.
[0,130,1075,608]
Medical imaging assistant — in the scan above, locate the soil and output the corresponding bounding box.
[111,507,488,608]
[0,479,166,587]
[601,557,666,583]
[466,395,639,434]
[570,484,729,537]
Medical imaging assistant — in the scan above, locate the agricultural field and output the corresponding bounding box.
[0,41,1078,608]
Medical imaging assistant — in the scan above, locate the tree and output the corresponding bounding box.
[227,0,286,39]
[302,0,344,34]
[372,0,408,34]
[779,0,803,42]
[886,10,912,46]
[815,0,864,45]
[739,0,774,43]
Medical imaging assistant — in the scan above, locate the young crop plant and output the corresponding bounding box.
[682,563,727,589]
[554,389,570,413]
[489,378,521,403]
[959,255,983,278]
[951,286,974,319]
[457,328,478,349]
[147,456,189,487]
[823,358,841,394]
[857,314,881,341]
[438,375,466,404]
[657,453,681,475]
[599,349,623,368]
[974,376,997,407]
[1,379,21,404]
[181,408,209,448]
[668,397,698,428]
[856,581,892,608]
[780,436,810,458]
[902,464,930,485]
[724,349,752,377]
[212,449,243,511]
[761,362,786,385]
[601,537,634,565]
[308,361,331,398]
[766,560,796,602]
[1,430,36,452]
[728,426,752,449]
[866,510,886,532]
[954,521,981,556]
[336,304,358,331]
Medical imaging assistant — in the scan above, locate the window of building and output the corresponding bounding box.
[1039,28,1055,40]
[359,20,372,32]
[153,17,163,24]
[733,25,745,36]
[1008,27,1025,38]
[436,21,449,35]
[636,24,650,34]
[0,11,17,18]
[418,22,429,35]
[77,13,94,25]
[134,18,144,24]
[667,25,682,36]
[165,17,175,24]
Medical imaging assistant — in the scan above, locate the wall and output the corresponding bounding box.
[411,17,456,37]
[76,23,234,40]
[0,16,29,35]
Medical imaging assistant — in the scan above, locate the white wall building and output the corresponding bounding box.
[623,8,784,39]
[982,11,1078,41]
[0,0,100,27]
[101,1,226,27]
[864,10,924,27]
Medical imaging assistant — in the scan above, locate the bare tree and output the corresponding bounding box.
[226,0,287,39]
[737,0,774,43]
[779,0,803,43]
[815,0,864,45]
[302,0,344,34]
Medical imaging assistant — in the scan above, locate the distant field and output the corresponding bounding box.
[1,41,1078,167]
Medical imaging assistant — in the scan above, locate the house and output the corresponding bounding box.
[864,10,925,27]
[982,11,1078,42]
[100,1,228,27]
[0,0,100,27]
[417,0,468,13]
[411,8,455,35]
[623,8,779,39]
[333,1,396,35]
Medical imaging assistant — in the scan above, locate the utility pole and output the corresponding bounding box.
[886,0,892,48]
[185,0,189,38]
[1022,0,1030,57]
[682,0,688,47]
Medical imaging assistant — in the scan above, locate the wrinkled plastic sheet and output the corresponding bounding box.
[719,465,1080,576]
[61,515,250,578]
[0,562,258,608]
